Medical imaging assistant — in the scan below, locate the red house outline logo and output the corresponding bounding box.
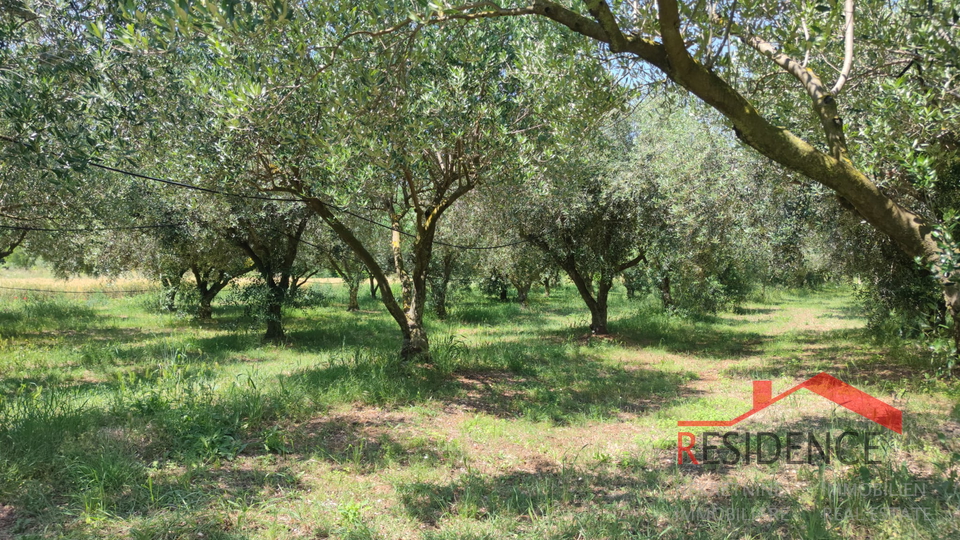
[677,372,902,434]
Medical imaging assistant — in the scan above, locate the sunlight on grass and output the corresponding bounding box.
[0,275,957,539]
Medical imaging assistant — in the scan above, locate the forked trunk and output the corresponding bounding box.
[393,218,432,361]
[514,279,533,308]
[400,272,430,359]
[0,230,27,264]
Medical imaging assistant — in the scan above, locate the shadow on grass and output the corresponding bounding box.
[286,414,466,473]
[0,297,102,336]
[284,336,696,425]
[397,445,958,540]
[449,339,696,422]
[612,310,768,359]
[395,466,799,539]
[0,375,311,537]
[285,311,401,354]
[449,299,557,328]
[732,307,778,316]
[720,327,931,385]
[823,304,866,321]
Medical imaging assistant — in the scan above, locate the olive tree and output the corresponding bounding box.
[146,4,621,357]
[504,125,653,335]
[364,1,960,345]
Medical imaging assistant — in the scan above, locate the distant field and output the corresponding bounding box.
[0,269,957,539]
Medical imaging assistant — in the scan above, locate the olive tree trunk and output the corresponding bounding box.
[234,216,308,343]
[347,275,361,311]
[263,286,285,342]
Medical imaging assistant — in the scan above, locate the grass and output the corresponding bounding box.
[0,269,958,539]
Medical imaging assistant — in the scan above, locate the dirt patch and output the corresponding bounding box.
[0,505,17,540]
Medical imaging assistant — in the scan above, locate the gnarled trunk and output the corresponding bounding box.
[591,279,613,334]
[402,319,429,358]
[302,153,474,359]
[562,258,611,335]
[431,252,456,319]
[234,215,308,344]
[264,288,285,343]
[512,278,533,308]
[659,274,673,308]
[347,276,361,311]
[526,231,645,336]
[393,219,432,360]
[192,266,242,322]
[198,297,213,321]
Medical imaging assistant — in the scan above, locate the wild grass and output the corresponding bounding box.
[0,273,957,539]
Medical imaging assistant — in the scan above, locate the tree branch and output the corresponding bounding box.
[0,229,27,261]
[615,251,647,274]
[721,13,851,161]
[584,0,627,52]
[829,0,855,95]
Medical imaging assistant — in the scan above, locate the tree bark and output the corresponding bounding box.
[305,198,412,346]
[347,275,361,311]
[264,286,285,343]
[402,322,429,358]
[234,215,307,343]
[591,278,612,335]
[943,283,960,354]
[525,231,645,335]
[659,274,673,308]
[298,152,475,359]
[512,278,533,308]
[392,214,433,359]
[434,285,448,319]
[559,255,609,334]
[431,251,456,319]
[198,297,213,321]
[191,266,240,321]
[327,254,363,312]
